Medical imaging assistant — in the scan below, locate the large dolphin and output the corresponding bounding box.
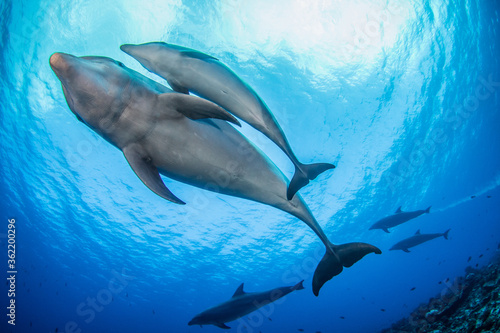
[369,206,431,233]
[390,229,451,252]
[188,280,305,329]
[49,52,380,296]
[119,42,335,200]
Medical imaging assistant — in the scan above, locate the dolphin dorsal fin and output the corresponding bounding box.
[181,50,219,61]
[395,206,403,214]
[232,283,245,298]
[415,229,421,235]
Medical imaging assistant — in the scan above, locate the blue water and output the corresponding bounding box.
[1,0,500,332]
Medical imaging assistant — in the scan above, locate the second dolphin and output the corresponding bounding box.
[188,281,304,329]
[120,42,335,200]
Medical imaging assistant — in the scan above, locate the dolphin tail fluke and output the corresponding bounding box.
[443,229,451,240]
[312,242,381,296]
[287,163,336,200]
[333,242,382,268]
[425,206,432,214]
[292,280,305,291]
[303,162,336,180]
[287,168,309,200]
[312,250,343,296]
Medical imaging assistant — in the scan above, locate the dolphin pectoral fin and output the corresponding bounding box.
[123,145,185,205]
[214,323,231,329]
[158,93,241,126]
[167,80,189,94]
[333,242,382,268]
[287,163,336,200]
[181,50,219,61]
[383,228,390,233]
[312,250,343,296]
[402,248,410,253]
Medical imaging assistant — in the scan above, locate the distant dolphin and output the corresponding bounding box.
[369,206,431,233]
[188,280,304,329]
[390,229,451,252]
[120,42,335,200]
[49,52,381,296]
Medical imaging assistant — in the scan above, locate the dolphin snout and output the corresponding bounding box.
[49,52,73,73]
[120,44,136,55]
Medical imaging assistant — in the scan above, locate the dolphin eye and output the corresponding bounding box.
[117,61,125,68]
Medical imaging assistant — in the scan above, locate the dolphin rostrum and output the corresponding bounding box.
[120,42,335,200]
[369,206,431,233]
[390,229,451,252]
[49,52,380,296]
[188,280,305,329]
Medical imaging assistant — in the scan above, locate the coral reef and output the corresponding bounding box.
[382,254,500,333]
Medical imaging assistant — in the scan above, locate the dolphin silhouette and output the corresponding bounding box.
[50,52,381,296]
[120,42,335,200]
[188,280,304,329]
[369,206,431,233]
[390,229,451,252]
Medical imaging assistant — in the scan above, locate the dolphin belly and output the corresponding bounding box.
[145,118,286,205]
[187,62,276,131]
